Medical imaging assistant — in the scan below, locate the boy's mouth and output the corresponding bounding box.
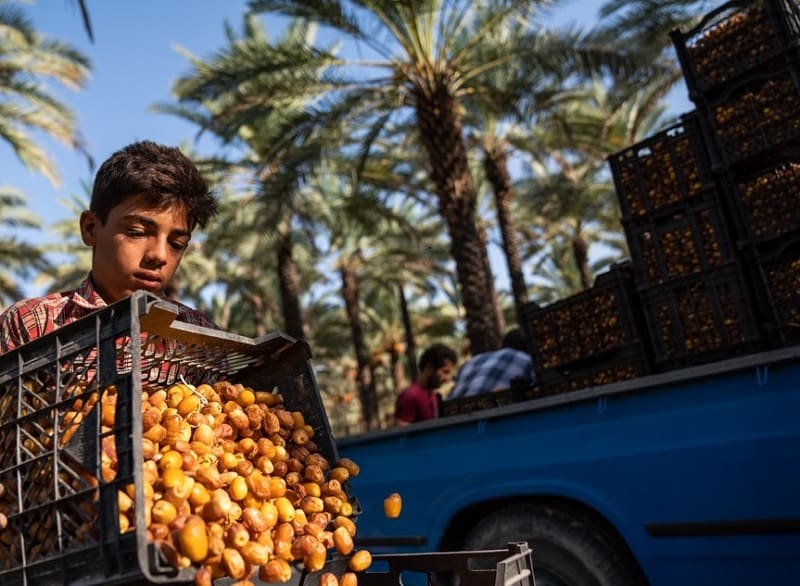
[135,272,162,290]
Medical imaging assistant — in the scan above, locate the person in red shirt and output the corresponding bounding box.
[0,140,219,354]
[394,343,457,425]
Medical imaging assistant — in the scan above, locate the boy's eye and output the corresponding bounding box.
[126,229,146,238]
[170,240,189,252]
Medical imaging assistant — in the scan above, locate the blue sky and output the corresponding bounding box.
[6,1,253,229]
[5,0,691,297]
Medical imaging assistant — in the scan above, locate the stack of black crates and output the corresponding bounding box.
[520,0,800,399]
[520,261,652,397]
[608,112,763,371]
[671,0,800,350]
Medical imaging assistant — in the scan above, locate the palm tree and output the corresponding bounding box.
[308,166,390,430]
[241,0,671,353]
[160,16,340,340]
[516,77,673,290]
[67,0,94,42]
[0,188,50,307]
[352,131,465,377]
[40,191,91,293]
[519,163,625,290]
[1,1,90,187]
[598,0,719,55]
[222,1,476,352]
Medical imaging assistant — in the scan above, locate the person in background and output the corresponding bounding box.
[0,140,219,354]
[449,327,535,399]
[394,342,458,425]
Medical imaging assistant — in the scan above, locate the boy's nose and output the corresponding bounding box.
[144,238,169,265]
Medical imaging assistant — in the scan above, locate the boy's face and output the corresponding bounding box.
[421,359,455,391]
[432,360,455,389]
[79,194,191,303]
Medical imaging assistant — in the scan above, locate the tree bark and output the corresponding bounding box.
[247,290,268,337]
[388,344,405,394]
[483,142,530,328]
[478,224,504,343]
[573,232,592,290]
[276,220,305,340]
[398,284,418,382]
[414,79,501,353]
[340,262,380,430]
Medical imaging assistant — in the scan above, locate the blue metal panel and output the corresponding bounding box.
[339,350,800,586]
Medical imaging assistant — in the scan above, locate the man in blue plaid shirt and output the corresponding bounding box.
[449,328,535,399]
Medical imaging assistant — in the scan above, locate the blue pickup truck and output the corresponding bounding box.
[337,345,800,586]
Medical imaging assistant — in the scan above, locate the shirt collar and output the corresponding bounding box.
[72,274,108,310]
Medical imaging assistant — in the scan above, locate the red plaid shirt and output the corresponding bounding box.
[0,276,217,355]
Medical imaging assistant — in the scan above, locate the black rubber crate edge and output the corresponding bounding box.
[521,262,650,374]
[622,192,738,289]
[0,291,339,586]
[692,62,800,174]
[525,343,649,400]
[298,542,536,586]
[717,156,800,249]
[440,385,527,417]
[671,0,800,100]
[638,262,763,371]
[738,235,800,349]
[608,112,716,222]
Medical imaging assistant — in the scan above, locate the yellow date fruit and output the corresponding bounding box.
[383,493,402,519]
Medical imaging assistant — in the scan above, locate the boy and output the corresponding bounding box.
[394,343,457,425]
[449,328,534,399]
[0,140,218,354]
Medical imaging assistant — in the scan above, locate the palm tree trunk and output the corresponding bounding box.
[414,82,501,353]
[218,293,233,331]
[483,143,529,327]
[572,232,592,290]
[477,224,505,339]
[340,262,380,430]
[398,284,418,381]
[247,290,268,337]
[389,344,405,393]
[276,220,305,340]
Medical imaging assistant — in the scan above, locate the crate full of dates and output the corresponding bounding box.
[608,112,716,222]
[521,262,650,377]
[699,65,800,170]
[0,291,366,586]
[744,236,800,347]
[638,263,763,371]
[721,159,800,247]
[525,344,648,399]
[623,196,737,289]
[671,0,800,99]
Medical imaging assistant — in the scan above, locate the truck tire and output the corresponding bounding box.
[461,504,646,586]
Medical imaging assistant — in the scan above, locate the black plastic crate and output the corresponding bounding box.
[744,236,800,347]
[698,64,800,170]
[521,263,648,373]
[639,263,763,370]
[0,291,338,586]
[525,343,649,399]
[721,158,800,247]
[623,196,737,288]
[300,542,536,586]
[671,0,800,99]
[440,387,523,417]
[609,113,716,221]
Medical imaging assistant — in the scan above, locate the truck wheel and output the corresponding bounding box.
[461,504,646,586]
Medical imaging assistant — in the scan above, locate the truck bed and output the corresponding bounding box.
[338,346,800,586]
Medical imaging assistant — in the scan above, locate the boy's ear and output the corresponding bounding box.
[79,211,98,246]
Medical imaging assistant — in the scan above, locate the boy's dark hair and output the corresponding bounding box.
[502,327,529,353]
[419,343,457,371]
[91,140,218,230]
